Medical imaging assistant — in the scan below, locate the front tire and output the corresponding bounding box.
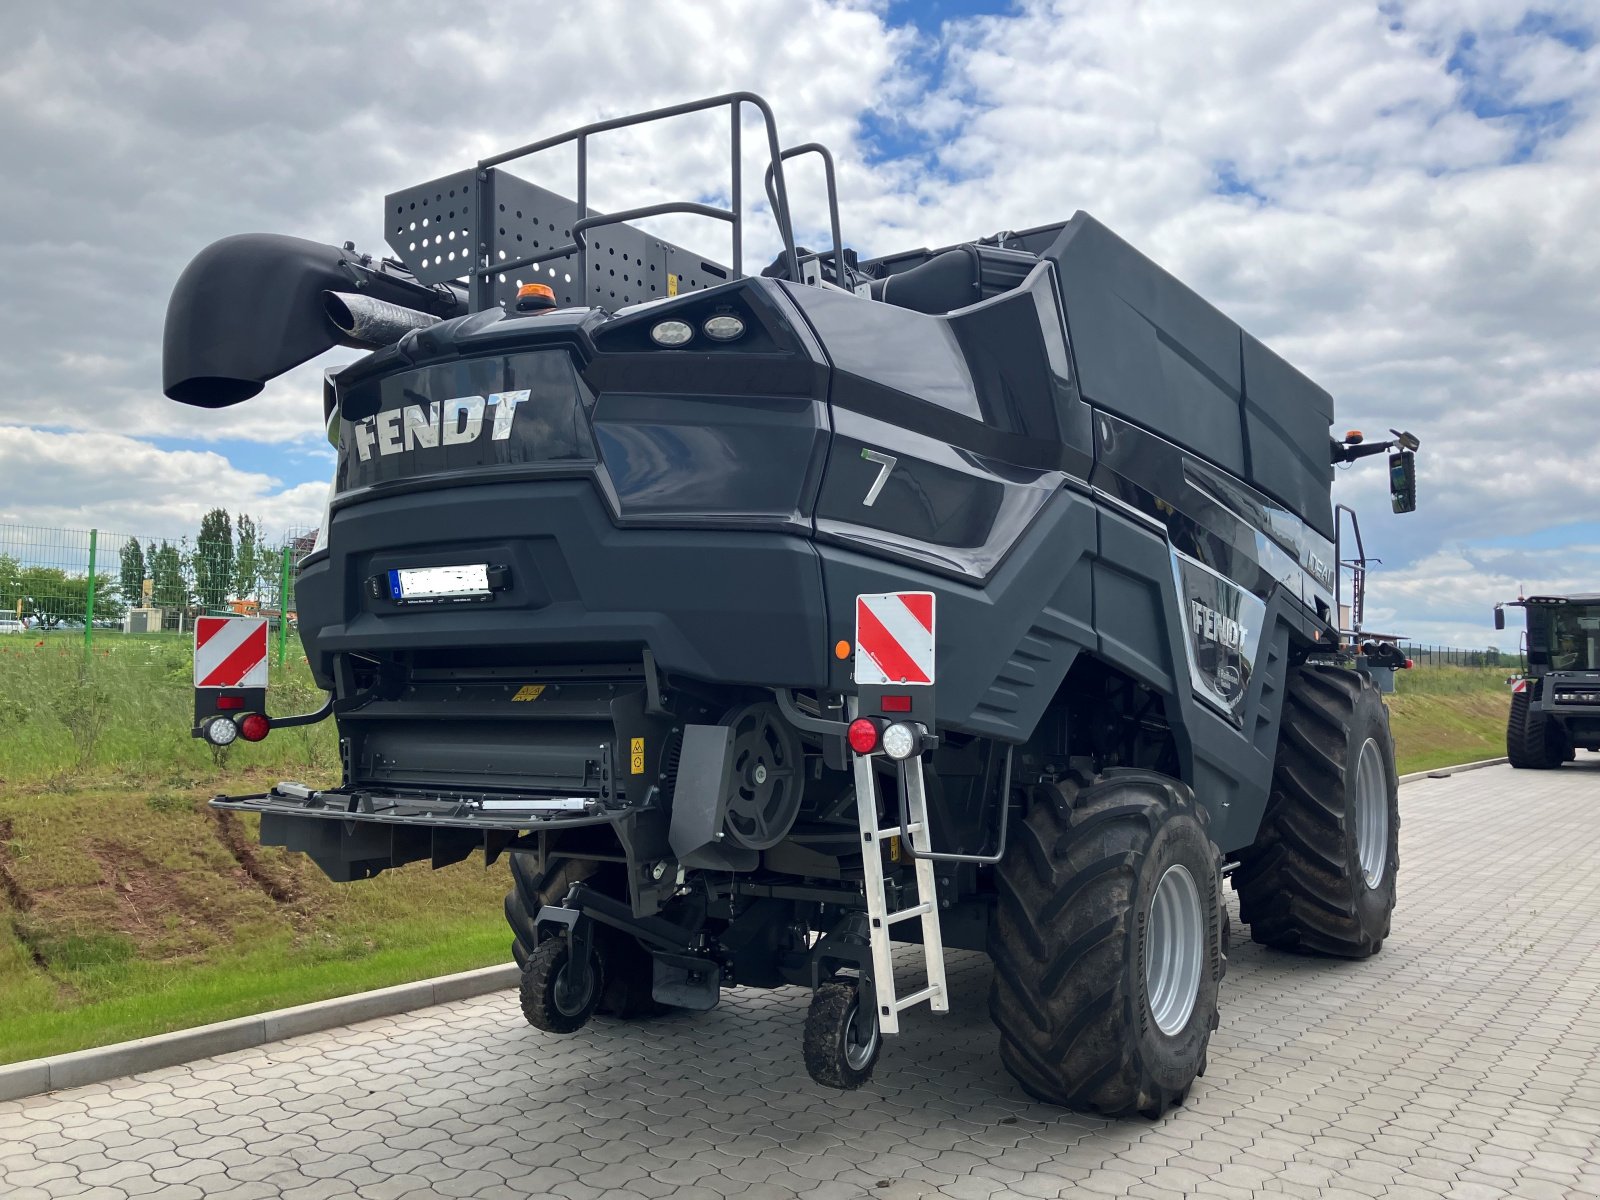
[1507,689,1567,769]
[506,854,661,1018]
[989,770,1225,1119]
[520,937,602,1034]
[1234,664,1399,958]
[803,980,881,1090]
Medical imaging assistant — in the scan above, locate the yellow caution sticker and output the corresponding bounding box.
[667,272,678,297]
[630,737,646,774]
[512,685,546,702]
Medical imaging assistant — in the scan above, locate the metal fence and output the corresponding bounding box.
[1393,644,1512,669]
[0,522,316,662]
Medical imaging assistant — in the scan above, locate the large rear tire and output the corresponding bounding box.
[1507,688,1567,769]
[506,854,662,1018]
[1233,664,1398,958]
[989,770,1225,1119]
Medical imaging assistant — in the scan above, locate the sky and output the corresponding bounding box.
[1,0,1597,648]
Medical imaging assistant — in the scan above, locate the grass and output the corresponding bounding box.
[0,632,338,787]
[1386,665,1512,775]
[0,642,1518,1065]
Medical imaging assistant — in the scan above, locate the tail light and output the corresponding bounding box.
[847,718,880,755]
[237,713,271,742]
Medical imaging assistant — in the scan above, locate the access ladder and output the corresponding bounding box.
[848,719,948,1035]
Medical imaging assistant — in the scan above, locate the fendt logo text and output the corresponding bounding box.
[348,390,530,462]
[1190,599,1246,651]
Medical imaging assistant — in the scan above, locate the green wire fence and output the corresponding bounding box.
[0,522,316,663]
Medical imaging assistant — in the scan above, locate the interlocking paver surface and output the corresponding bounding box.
[4,760,1600,1198]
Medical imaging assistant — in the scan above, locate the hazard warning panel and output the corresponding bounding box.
[854,592,936,686]
[193,616,270,689]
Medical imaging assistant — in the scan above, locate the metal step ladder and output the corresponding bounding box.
[849,711,948,1036]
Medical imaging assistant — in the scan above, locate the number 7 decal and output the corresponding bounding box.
[860,447,897,507]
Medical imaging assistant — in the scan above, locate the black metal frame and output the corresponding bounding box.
[764,143,845,284]
[469,92,802,312]
[1334,502,1380,638]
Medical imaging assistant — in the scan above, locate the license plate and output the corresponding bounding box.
[389,564,489,600]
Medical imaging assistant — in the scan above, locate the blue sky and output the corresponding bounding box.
[2,0,1598,648]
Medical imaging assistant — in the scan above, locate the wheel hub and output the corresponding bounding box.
[844,995,880,1070]
[1145,864,1204,1037]
[552,957,594,1017]
[1353,737,1389,888]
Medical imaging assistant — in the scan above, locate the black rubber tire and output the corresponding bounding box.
[803,980,881,1091]
[505,854,662,1018]
[989,770,1225,1119]
[1507,689,1567,769]
[1233,664,1399,959]
[520,936,602,1034]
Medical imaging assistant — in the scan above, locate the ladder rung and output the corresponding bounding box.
[885,902,931,925]
[874,822,922,838]
[895,984,943,1012]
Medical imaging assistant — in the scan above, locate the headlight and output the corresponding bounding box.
[650,320,694,347]
[703,314,745,342]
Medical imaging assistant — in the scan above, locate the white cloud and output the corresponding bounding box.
[0,426,327,539]
[3,0,1599,643]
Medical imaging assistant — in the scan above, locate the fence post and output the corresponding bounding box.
[83,528,98,651]
[277,545,292,666]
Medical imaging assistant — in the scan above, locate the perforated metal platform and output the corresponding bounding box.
[385,168,733,313]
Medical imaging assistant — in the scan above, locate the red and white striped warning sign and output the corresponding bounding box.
[193,616,269,689]
[854,592,936,686]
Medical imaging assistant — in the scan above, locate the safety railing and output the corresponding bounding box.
[470,92,802,311]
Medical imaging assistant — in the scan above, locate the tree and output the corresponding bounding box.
[194,509,234,611]
[118,539,146,608]
[151,541,185,609]
[0,554,20,620]
[16,566,123,628]
[234,513,261,604]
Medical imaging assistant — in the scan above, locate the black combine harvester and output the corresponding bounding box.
[1496,595,1600,768]
[164,95,1419,1117]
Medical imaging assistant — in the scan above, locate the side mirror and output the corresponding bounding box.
[1389,449,1416,514]
[1494,606,1506,631]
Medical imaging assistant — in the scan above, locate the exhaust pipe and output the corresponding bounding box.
[323,291,440,349]
[163,234,466,409]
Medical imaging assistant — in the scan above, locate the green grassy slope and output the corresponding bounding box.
[1385,666,1511,775]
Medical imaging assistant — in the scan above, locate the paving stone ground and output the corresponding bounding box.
[4,760,1600,1199]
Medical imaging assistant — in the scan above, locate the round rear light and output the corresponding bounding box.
[880,722,918,761]
[847,718,880,756]
[204,716,238,747]
[237,713,271,743]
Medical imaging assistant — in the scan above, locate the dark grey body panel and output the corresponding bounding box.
[1042,214,1336,539]
[298,481,830,690]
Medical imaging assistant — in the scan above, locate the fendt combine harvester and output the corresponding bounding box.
[164,96,1419,1117]
[1496,595,1600,768]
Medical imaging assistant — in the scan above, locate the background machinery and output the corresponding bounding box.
[1497,595,1600,768]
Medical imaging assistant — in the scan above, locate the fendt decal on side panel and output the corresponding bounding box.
[193,616,270,689]
[1169,550,1266,721]
[854,592,936,686]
